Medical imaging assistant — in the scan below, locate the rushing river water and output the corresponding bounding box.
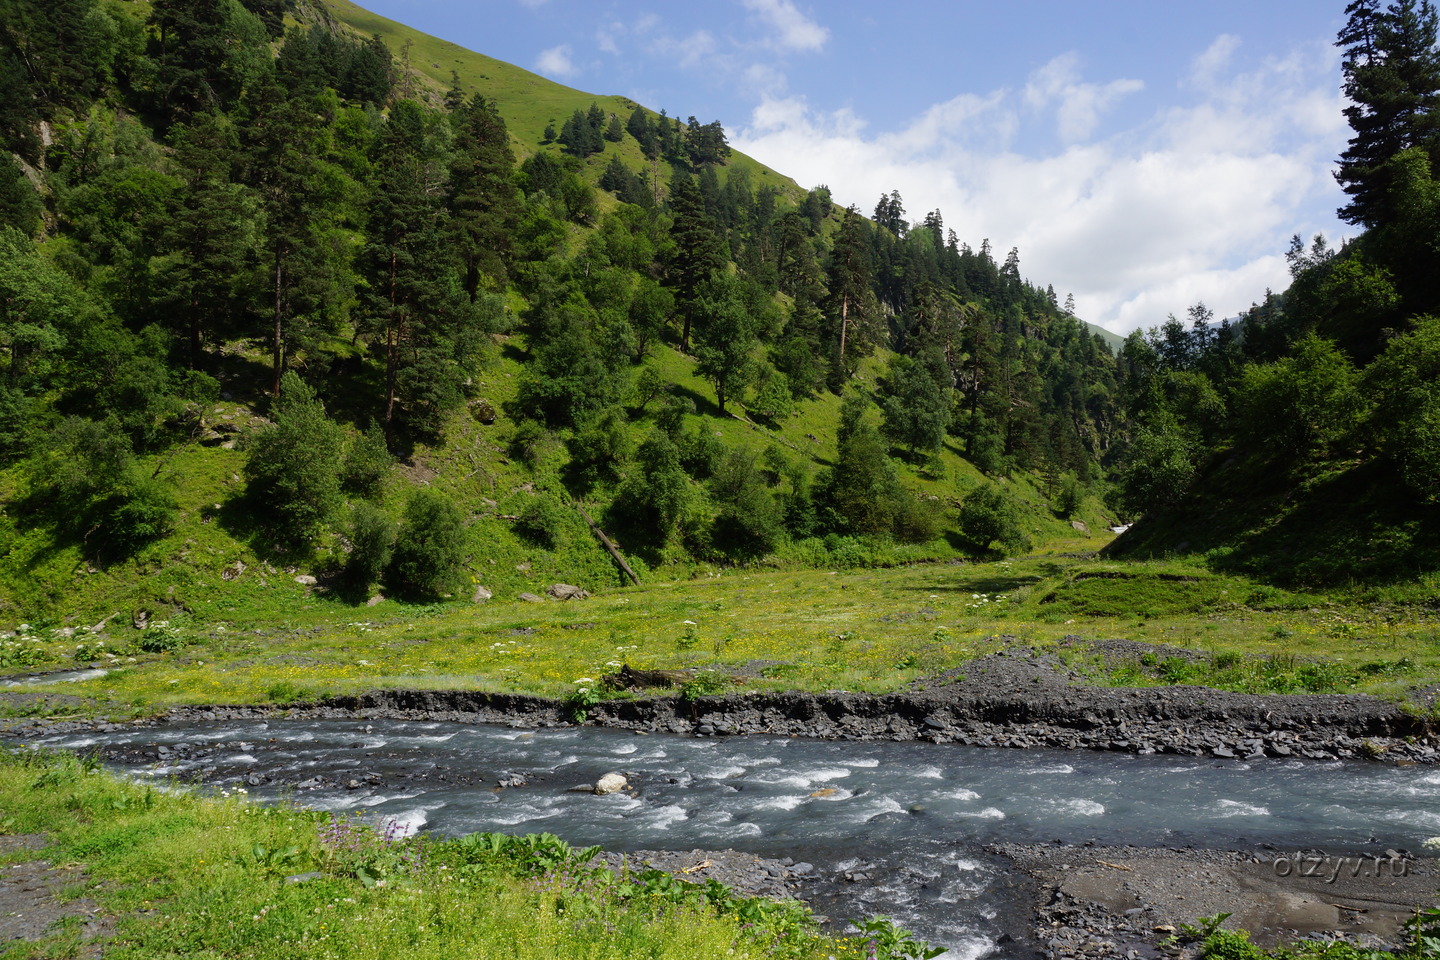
[26,718,1440,959]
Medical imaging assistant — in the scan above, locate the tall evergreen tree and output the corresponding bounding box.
[824,206,879,386]
[447,93,520,296]
[665,173,725,352]
[160,112,256,367]
[361,100,487,444]
[1336,0,1440,226]
[243,83,355,395]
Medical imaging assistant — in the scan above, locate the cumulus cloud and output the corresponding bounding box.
[1023,53,1144,143]
[654,29,718,69]
[734,38,1349,333]
[535,44,577,78]
[741,0,829,53]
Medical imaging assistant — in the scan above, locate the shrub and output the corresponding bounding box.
[515,494,568,549]
[386,489,469,600]
[958,483,1030,555]
[343,423,393,499]
[242,372,345,540]
[345,502,395,591]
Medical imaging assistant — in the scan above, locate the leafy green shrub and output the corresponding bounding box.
[1199,929,1263,959]
[241,372,345,540]
[23,416,178,560]
[342,423,393,499]
[345,502,395,591]
[958,483,1030,555]
[139,625,194,653]
[515,494,568,549]
[385,489,469,600]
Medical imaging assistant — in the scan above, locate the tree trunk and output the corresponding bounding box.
[272,251,283,396]
[383,251,399,448]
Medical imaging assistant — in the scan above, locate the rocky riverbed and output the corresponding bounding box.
[10,642,1416,766]
[4,639,1438,958]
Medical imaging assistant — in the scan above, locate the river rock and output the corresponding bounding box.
[594,772,627,795]
[547,583,590,601]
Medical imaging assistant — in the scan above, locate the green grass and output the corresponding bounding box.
[4,551,1439,720]
[0,749,903,960]
[316,0,810,204]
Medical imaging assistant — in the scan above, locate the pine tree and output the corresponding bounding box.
[666,173,725,352]
[242,83,354,395]
[824,206,878,385]
[360,99,483,444]
[160,112,256,367]
[447,93,520,295]
[1335,0,1440,226]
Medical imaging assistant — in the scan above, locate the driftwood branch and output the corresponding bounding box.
[575,503,641,586]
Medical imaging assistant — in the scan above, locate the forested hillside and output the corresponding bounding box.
[1106,0,1440,588]
[4,0,1434,625]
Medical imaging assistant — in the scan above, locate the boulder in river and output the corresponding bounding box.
[594,772,627,795]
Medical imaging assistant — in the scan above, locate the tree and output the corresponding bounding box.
[344,501,394,592]
[387,488,469,600]
[665,173,725,351]
[159,112,256,367]
[822,393,905,535]
[1335,0,1440,227]
[360,99,487,444]
[243,83,355,396]
[0,156,42,235]
[879,349,953,457]
[709,447,783,558]
[242,371,346,539]
[958,483,1029,554]
[448,93,520,295]
[1367,313,1440,501]
[824,206,879,386]
[692,276,758,414]
[24,415,178,560]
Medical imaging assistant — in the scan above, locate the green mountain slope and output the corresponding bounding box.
[312,0,805,198]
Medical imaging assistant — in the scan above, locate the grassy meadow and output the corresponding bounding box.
[3,548,1438,721]
[0,749,886,960]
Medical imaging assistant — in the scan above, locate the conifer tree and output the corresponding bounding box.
[666,173,725,351]
[447,93,520,295]
[1335,0,1440,226]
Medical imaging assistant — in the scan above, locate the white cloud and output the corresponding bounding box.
[741,0,829,53]
[655,29,718,69]
[735,41,1349,334]
[1023,53,1144,143]
[534,44,577,78]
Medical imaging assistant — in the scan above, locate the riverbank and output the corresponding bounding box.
[8,643,1429,765]
[995,843,1436,959]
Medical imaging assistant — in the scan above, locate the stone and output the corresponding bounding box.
[593,772,627,795]
[809,788,839,798]
[546,583,590,601]
[517,592,545,603]
[222,561,247,581]
[1071,520,1090,535]
[293,575,317,586]
[469,398,497,424]
[472,585,493,602]
[285,872,324,884]
[366,595,385,607]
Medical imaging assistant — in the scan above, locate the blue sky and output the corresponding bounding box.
[357,1,1355,333]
